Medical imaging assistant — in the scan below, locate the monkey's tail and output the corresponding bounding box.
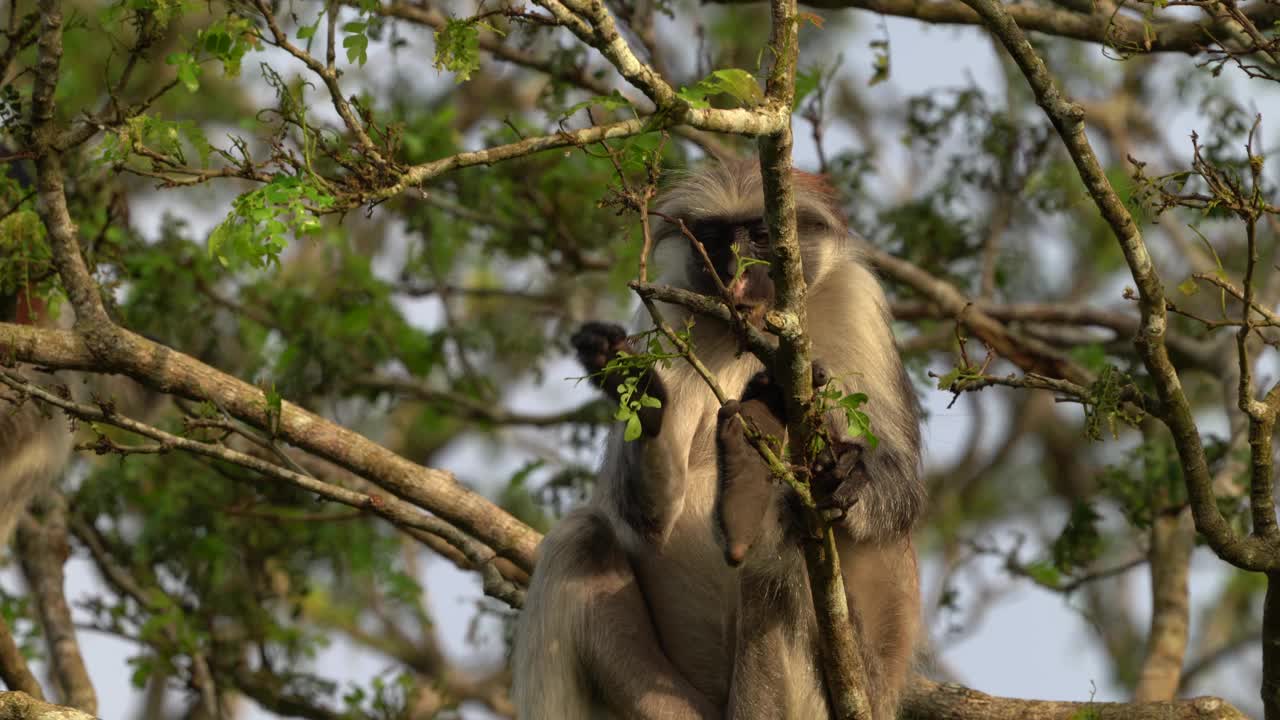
[511,506,610,720]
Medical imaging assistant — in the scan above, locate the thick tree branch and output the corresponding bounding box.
[1265,571,1280,717]
[753,0,871,715]
[0,692,97,720]
[0,322,540,574]
[1134,508,1195,700]
[29,0,106,326]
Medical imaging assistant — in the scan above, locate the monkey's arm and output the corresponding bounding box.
[816,364,926,542]
[573,322,692,547]
[712,362,925,557]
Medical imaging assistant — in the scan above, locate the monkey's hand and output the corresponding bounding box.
[812,440,871,520]
[571,322,628,378]
[571,321,667,437]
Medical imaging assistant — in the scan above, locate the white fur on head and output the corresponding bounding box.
[649,157,850,289]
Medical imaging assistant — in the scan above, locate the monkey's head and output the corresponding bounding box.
[653,158,849,327]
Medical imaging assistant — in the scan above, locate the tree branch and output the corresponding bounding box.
[709,0,1280,56]
[0,692,98,720]
[15,496,96,714]
[0,617,43,701]
[957,0,1279,573]
[0,322,541,574]
[0,370,526,609]
[902,677,1248,719]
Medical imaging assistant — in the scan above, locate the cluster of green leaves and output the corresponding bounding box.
[74,443,423,693]
[1050,501,1105,574]
[1081,365,1144,441]
[340,674,415,720]
[96,115,214,167]
[208,175,335,269]
[593,330,681,441]
[164,15,260,93]
[432,17,492,83]
[931,360,985,396]
[0,205,52,301]
[1097,438,1200,531]
[813,380,879,451]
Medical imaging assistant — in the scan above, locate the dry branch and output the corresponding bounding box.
[14,498,96,715]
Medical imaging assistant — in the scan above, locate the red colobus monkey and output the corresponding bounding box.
[512,159,925,718]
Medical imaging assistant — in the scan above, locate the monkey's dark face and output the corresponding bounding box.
[684,217,775,325]
[679,214,831,327]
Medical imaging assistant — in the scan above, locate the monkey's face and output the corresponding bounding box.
[679,214,833,327]
[683,217,774,326]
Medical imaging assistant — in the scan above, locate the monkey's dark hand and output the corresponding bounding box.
[812,440,871,519]
[571,321,667,437]
[571,322,629,378]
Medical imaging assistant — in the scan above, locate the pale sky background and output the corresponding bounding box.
[2,2,1276,717]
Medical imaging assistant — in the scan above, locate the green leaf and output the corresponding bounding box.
[297,16,321,40]
[677,68,763,109]
[344,30,370,66]
[934,367,962,390]
[432,18,482,82]
[868,39,890,86]
[165,52,200,92]
[1177,277,1199,296]
[1023,561,1062,589]
[794,66,821,110]
[624,413,643,441]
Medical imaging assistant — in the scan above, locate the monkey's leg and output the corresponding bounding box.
[513,507,719,720]
[841,539,922,720]
[725,570,819,719]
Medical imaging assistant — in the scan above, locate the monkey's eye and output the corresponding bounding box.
[687,220,731,247]
[748,222,770,247]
